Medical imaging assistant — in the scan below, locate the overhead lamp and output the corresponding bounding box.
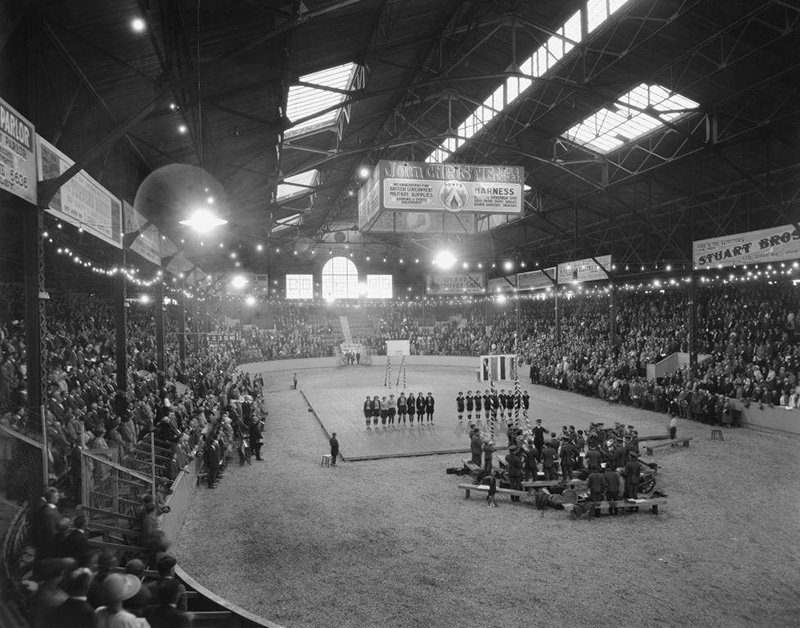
[178,124,188,134]
[245,296,256,306]
[433,250,457,270]
[358,166,371,180]
[139,294,151,304]
[504,261,514,271]
[131,17,146,33]
[230,275,248,289]
[180,209,227,233]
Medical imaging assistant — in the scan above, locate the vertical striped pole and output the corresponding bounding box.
[489,378,496,443]
[514,377,521,428]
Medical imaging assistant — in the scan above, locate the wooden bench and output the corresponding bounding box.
[563,497,666,517]
[458,483,528,500]
[521,479,587,490]
[644,438,693,455]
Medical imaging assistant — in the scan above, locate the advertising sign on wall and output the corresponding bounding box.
[0,97,36,204]
[516,268,556,291]
[425,272,486,295]
[488,276,515,293]
[693,224,800,269]
[37,136,122,248]
[123,201,161,266]
[557,255,611,284]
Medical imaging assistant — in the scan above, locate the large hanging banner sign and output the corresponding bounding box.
[37,136,122,248]
[0,98,36,204]
[557,255,611,284]
[693,224,800,269]
[426,272,486,295]
[123,201,161,266]
[359,161,524,232]
[517,268,556,291]
[381,161,524,214]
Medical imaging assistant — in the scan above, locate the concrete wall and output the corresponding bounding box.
[238,355,480,376]
[159,466,197,543]
[727,398,800,437]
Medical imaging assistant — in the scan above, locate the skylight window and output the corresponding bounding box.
[562,83,700,154]
[424,1,633,164]
[271,213,303,233]
[284,62,358,138]
[276,170,319,203]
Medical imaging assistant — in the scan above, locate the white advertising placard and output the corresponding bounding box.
[123,201,161,266]
[426,272,486,295]
[37,136,122,248]
[0,98,36,204]
[517,268,556,291]
[557,255,611,284]
[488,276,515,293]
[379,161,524,214]
[693,224,800,268]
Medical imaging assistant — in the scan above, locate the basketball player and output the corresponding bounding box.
[465,390,474,422]
[380,396,389,426]
[425,392,435,424]
[522,390,530,417]
[397,392,408,425]
[483,390,491,422]
[388,394,397,426]
[473,390,482,423]
[364,395,372,429]
[416,392,426,424]
[372,395,380,427]
[456,392,465,423]
[407,392,416,424]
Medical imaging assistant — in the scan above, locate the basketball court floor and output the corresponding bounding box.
[277,363,608,461]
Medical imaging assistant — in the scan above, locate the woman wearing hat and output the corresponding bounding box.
[94,572,150,627]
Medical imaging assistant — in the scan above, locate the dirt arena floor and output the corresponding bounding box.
[174,365,800,628]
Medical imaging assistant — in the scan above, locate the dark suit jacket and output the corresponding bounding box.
[144,603,191,628]
[50,597,95,628]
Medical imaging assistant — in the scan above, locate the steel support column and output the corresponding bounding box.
[114,248,127,414]
[155,273,166,398]
[24,206,48,487]
[178,281,187,369]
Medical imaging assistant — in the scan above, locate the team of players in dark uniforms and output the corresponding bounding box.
[363,392,435,427]
[455,389,530,423]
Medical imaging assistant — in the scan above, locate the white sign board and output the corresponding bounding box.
[557,255,611,284]
[37,136,122,248]
[693,224,800,269]
[379,161,524,214]
[123,201,161,266]
[0,98,36,204]
[517,268,556,291]
[426,272,486,295]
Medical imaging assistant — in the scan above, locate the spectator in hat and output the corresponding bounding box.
[143,579,191,628]
[505,447,523,501]
[624,452,642,510]
[93,572,149,627]
[603,463,621,516]
[30,487,61,561]
[145,554,187,612]
[122,559,153,617]
[29,558,70,628]
[87,550,118,608]
[50,567,94,628]
[61,515,90,563]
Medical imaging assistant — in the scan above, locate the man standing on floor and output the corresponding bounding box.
[603,463,621,516]
[532,418,546,454]
[330,432,339,466]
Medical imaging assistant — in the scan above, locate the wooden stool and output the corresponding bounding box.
[711,429,724,441]
[321,454,332,467]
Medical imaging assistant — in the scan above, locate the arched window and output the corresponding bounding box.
[321,256,359,299]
